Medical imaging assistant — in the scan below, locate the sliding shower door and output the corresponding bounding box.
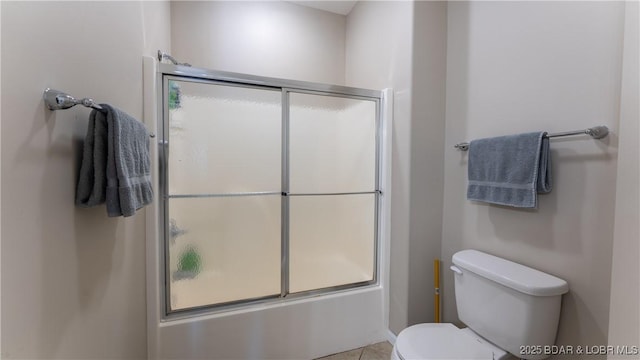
[288,92,377,293]
[162,76,380,314]
[164,79,282,311]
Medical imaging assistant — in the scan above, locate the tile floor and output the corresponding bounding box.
[315,342,393,360]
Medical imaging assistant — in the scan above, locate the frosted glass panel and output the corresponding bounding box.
[168,80,281,194]
[289,194,375,293]
[289,93,376,193]
[168,196,281,310]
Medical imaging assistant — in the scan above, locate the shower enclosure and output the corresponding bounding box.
[158,66,383,315]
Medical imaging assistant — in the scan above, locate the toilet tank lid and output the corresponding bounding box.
[452,250,569,296]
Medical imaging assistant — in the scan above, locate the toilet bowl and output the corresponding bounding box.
[391,250,569,360]
[391,323,512,360]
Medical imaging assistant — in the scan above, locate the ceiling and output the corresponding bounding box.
[288,1,358,16]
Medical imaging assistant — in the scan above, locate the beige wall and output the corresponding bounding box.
[0,1,170,358]
[443,2,625,357]
[170,1,346,85]
[608,2,640,357]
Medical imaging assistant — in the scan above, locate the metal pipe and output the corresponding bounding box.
[157,50,191,67]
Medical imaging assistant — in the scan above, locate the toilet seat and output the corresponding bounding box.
[394,323,507,360]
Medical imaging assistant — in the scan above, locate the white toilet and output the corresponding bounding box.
[392,249,569,360]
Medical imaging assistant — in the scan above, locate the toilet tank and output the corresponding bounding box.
[451,250,569,360]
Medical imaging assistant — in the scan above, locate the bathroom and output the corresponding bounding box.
[0,1,638,359]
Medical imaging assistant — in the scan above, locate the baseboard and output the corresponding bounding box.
[386,329,397,345]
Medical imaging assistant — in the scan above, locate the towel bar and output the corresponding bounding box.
[43,88,156,138]
[43,88,102,111]
[454,125,608,151]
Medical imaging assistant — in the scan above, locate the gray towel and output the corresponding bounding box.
[467,131,552,208]
[76,104,153,217]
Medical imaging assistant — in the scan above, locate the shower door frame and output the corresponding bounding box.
[157,63,384,319]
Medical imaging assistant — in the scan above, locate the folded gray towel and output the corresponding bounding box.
[76,104,153,217]
[467,132,552,208]
[76,109,108,207]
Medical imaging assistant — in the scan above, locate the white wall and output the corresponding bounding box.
[171,1,346,85]
[407,1,447,329]
[345,0,414,335]
[0,1,170,358]
[346,1,448,335]
[443,2,625,356]
[608,2,640,357]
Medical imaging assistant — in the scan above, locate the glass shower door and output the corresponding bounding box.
[164,79,282,311]
[288,92,378,293]
[161,75,381,314]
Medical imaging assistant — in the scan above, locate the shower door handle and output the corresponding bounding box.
[160,139,169,155]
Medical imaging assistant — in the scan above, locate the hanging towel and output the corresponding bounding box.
[76,104,153,217]
[467,131,552,209]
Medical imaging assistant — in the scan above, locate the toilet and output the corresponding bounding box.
[392,249,569,360]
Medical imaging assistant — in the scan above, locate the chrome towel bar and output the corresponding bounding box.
[43,88,155,138]
[454,125,609,151]
[43,88,103,111]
